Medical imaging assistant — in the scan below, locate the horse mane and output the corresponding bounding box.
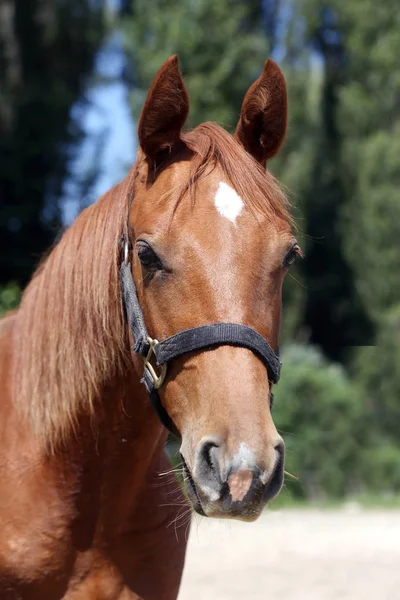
[11,122,292,449]
[13,169,137,448]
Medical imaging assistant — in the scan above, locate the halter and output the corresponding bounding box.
[120,237,281,437]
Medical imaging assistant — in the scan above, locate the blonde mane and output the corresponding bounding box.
[11,123,292,448]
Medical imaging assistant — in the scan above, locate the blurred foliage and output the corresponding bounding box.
[358,444,400,495]
[274,345,365,498]
[344,129,400,321]
[0,0,107,285]
[275,344,400,499]
[0,283,21,318]
[284,1,373,360]
[335,0,400,323]
[353,306,400,446]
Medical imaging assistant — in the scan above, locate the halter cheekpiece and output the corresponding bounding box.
[120,235,281,437]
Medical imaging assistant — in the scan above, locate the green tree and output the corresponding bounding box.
[353,306,400,446]
[0,0,106,285]
[274,344,365,498]
[287,2,374,360]
[351,305,400,494]
[335,0,400,322]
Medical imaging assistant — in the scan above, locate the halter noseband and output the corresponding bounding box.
[120,237,281,437]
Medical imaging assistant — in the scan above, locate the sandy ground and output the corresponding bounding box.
[178,507,400,600]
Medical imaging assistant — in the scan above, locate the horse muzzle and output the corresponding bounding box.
[181,437,285,520]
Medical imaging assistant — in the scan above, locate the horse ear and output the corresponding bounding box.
[235,59,287,167]
[138,55,189,163]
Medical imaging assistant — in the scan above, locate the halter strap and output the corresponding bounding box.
[153,324,281,383]
[120,256,282,437]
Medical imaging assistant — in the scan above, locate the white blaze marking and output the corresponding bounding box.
[228,443,257,502]
[231,443,256,471]
[214,181,244,224]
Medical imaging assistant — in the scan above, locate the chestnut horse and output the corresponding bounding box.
[0,56,300,599]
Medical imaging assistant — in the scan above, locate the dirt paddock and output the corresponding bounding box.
[178,507,400,600]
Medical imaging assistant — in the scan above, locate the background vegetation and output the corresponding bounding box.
[1,0,399,501]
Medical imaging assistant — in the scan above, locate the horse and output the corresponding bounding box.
[0,55,300,599]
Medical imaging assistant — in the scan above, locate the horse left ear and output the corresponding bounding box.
[138,55,189,164]
[235,59,287,167]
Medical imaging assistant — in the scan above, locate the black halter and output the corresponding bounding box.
[120,239,281,437]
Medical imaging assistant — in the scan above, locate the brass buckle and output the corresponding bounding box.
[143,337,167,390]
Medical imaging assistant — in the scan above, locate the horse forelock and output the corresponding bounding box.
[180,123,293,227]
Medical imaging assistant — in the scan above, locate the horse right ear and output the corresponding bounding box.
[138,56,189,165]
[235,59,287,167]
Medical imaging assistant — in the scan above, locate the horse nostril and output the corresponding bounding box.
[196,439,221,482]
[264,440,285,502]
[274,439,285,463]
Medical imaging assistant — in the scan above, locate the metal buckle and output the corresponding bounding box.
[143,337,167,390]
[124,240,130,264]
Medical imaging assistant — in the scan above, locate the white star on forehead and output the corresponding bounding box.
[214,181,244,225]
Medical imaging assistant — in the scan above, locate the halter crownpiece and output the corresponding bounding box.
[120,237,282,437]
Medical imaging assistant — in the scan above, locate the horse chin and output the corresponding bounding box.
[186,486,265,522]
[182,458,267,521]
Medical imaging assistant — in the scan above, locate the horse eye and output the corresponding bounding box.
[284,244,301,269]
[136,241,162,270]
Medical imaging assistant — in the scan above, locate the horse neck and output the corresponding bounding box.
[60,367,167,537]
[8,286,166,522]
